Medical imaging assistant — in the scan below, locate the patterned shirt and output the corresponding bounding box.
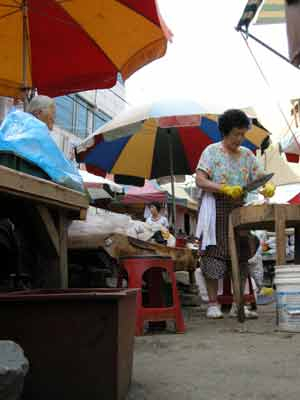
[196,142,264,186]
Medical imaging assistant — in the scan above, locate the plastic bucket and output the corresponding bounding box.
[275,265,300,276]
[274,266,300,332]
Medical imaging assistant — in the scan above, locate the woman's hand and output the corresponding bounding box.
[260,182,276,198]
[220,184,244,199]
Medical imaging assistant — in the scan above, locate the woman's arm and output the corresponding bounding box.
[196,170,222,193]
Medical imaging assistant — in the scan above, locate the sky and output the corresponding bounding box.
[125,0,300,141]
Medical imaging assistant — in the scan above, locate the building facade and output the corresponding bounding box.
[52,76,126,160]
[0,75,127,161]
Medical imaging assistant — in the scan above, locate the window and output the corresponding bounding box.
[55,94,111,139]
[74,98,88,138]
[93,111,109,131]
[55,95,74,132]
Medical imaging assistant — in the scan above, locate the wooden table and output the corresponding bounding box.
[0,165,89,288]
[229,204,300,322]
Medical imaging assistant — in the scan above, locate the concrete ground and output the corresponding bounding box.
[127,304,300,400]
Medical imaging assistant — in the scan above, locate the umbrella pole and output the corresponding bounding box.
[167,129,177,231]
[22,1,29,111]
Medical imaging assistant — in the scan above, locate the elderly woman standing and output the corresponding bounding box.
[196,109,275,319]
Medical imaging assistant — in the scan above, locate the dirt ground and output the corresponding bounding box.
[127,304,300,400]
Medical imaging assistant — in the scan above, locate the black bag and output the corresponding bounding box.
[151,230,167,245]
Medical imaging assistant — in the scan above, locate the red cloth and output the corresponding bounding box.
[286,153,300,163]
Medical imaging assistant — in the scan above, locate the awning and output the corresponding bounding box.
[256,144,300,185]
[236,0,297,68]
[160,183,198,211]
[256,0,285,25]
[270,183,300,203]
[122,180,167,204]
[279,128,300,162]
[79,170,123,193]
[237,0,264,29]
[237,0,285,29]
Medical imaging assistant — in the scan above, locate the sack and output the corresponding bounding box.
[151,230,167,245]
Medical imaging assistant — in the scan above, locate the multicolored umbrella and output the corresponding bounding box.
[76,100,270,226]
[0,0,170,98]
[76,102,270,179]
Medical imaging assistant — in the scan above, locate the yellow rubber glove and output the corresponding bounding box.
[220,184,244,199]
[260,182,275,198]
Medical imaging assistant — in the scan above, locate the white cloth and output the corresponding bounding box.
[196,192,216,250]
[146,215,169,229]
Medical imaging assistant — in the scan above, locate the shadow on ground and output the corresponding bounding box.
[127,304,300,400]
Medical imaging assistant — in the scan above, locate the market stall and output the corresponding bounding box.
[0,165,89,289]
[229,203,300,322]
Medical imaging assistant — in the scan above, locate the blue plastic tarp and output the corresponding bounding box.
[0,110,85,193]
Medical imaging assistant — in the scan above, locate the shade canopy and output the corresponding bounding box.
[76,100,270,180]
[237,0,285,29]
[122,180,167,204]
[0,0,169,97]
[79,169,123,193]
[160,183,198,211]
[256,0,285,25]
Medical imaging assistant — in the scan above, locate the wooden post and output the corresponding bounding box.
[228,215,245,322]
[274,205,286,266]
[295,226,300,265]
[188,270,198,294]
[36,205,60,256]
[58,212,68,288]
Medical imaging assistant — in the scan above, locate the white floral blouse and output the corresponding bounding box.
[196,142,264,186]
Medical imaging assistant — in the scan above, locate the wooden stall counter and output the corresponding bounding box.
[0,165,89,288]
[229,203,300,322]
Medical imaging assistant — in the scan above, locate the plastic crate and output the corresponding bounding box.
[0,152,49,180]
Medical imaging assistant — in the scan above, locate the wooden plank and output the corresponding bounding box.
[285,204,300,223]
[231,204,300,230]
[36,205,60,256]
[0,165,88,219]
[231,204,275,228]
[59,213,68,288]
[228,215,245,322]
[274,205,286,266]
[294,226,300,264]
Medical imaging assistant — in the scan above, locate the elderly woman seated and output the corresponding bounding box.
[27,95,56,131]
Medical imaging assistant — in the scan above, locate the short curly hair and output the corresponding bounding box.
[149,202,161,212]
[218,109,251,137]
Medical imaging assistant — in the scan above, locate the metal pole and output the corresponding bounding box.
[236,26,300,70]
[22,1,29,111]
[167,129,177,231]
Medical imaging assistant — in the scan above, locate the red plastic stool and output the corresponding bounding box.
[119,256,185,336]
[217,275,256,307]
[176,238,186,248]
